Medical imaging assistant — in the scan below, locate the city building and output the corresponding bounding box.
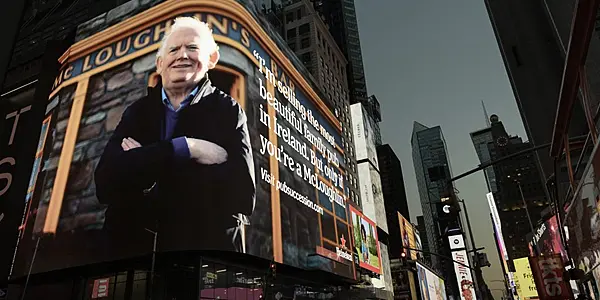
[471,115,551,262]
[411,121,461,297]
[2,1,367,299]
[276,0,361,207]
[416,216,430,265]
[311,0,369,106]
[350,102,393,298]
[483,0,591,186]
[377,144,410,259]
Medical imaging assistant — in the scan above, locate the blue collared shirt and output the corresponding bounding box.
[161,87,199,161]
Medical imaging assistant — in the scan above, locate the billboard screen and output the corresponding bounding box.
[398,212,416,260]
[357,162,387,233]
[416,262,447,300]
[350,103,378,169]
[528,215,568,263]
[12,0,353,279]
[350,206,381,274]
[513,257,538,300]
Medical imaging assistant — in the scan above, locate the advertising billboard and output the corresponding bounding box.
[350,103,378,169]
[528,215,568,263]
[529,254,573,299]
[398,212,417,260]
[357,161,387,233]
[350,206,381,274]
[416,262,447,300]
[12,0,353,279]
[513,257,538,300]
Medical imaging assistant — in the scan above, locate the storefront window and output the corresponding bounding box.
[200,260,264,299]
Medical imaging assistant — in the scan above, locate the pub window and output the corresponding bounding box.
[301,37,310,49]
[299,23,310,36]
[297,8,302,19]
[301,52,311,65]
[287,28,296,39]
[286,12,294,23]
[288,41,296,51]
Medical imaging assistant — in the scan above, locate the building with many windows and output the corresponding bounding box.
[311,0,368,106]
[411,121,460,297]
[471,115,550,262]
[277,0,361,206]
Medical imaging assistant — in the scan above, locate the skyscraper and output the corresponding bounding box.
[273,0,361,206]
[311,0,369,105]
[377,144,410,259]
[471,115,551,262]
[411,121,459,297]
[483,0,590,182]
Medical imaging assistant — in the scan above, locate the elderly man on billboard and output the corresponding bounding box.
[94,17,255,252]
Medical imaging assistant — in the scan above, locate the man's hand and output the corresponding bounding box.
[186,137,228,165]
[122,137,141,151]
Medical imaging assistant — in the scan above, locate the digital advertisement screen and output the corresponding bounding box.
[398,212,416,260]
[528,215,568,263]
[512,257,538,300]
[416,262,447,300]
[12,0,353,279]
[350,206,381,274]
[350,103,378,169]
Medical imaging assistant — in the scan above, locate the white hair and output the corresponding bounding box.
[156,17,218,59]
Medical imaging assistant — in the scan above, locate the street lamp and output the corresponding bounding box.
[144,228,158,300]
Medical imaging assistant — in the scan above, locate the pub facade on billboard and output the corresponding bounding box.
[8,1,361,299]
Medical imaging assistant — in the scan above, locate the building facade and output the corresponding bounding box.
[276,0,361,207]
[377,144,410,260]
[410,121,460,297]
[483,0,591,184]
[310,0,368,106]
[471,115,550,261]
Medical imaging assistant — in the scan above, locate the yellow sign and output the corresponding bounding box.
[513,257,538,299]
[398,212,417,260]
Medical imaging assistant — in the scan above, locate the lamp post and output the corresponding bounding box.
[144,228,158,300]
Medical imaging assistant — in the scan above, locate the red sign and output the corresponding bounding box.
[91,278,110,299]
[529,255,573,299]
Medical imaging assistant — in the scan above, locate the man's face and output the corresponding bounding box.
[156,27,217,90]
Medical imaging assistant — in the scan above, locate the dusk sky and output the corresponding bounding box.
[354,0,528,297]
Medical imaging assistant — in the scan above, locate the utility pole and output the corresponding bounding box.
[144,228,158,300]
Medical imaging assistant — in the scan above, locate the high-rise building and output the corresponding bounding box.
[411,121,460,297]
[483,0,590,184]
[377,144,410,260]
[471,115,551,262]
[276,0,361,206]
[416,216,430,265]
[311,0,368,106]
[350,102,392,297]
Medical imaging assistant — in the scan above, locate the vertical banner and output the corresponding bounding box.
[529,254,573,299]
[448,234,477,300]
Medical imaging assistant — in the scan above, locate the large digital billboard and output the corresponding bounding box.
[12,0,353,279]
[416,262,447,300]
[528,215,568,263]
[350,206,381,274]
[350,103,378,169]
